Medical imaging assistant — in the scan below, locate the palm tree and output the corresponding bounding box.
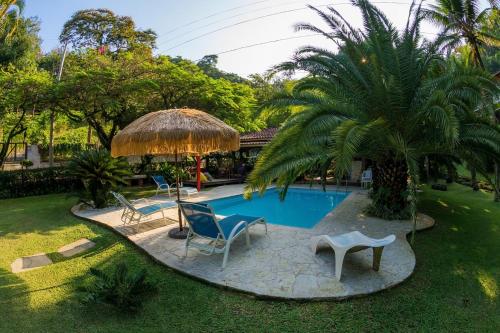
[422,0,498,69]
[245,0,500,221]
[0,0,23,40]
[423,0,500,200]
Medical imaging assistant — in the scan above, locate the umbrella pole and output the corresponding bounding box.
[175,151,182,230]
[169,151,189,239]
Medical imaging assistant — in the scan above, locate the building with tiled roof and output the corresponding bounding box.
[240,127,277,148]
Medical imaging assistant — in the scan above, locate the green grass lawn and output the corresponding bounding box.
[0,184,498,332]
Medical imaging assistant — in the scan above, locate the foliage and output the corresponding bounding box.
[67,149,131,208]
[143,56,261,132]
[422,0,499,68]
[59,8,156,52]
[478,8,500,73]
[19,158,31,168]
[159,162,177,184]
[81,263,158,313]
[0,67,52,167]
[249,74,297,127]
[130,154,153,175]
[0,0,23,41]
[0,167,79,199]
[143,56,209,110]
[246,1,500,219]
[0,15,40,68]
[38,142,95,161]
[56,50,150,149]
[197,54,248,83]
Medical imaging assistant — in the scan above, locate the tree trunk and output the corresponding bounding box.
[87,125,92,145]
[446,162,454,184]
[494,162,500,202]
[48,110,55,167]
[372,157,409,217]
[0,110,27,168]
[470,167,479,191]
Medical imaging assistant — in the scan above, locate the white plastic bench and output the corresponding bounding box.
[312,231,396,281]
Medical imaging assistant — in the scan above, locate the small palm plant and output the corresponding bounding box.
[67,149,131,208]
[81,263,158,313]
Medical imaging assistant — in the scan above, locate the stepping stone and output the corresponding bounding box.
[11,253,53,273]
[57,238,96,257]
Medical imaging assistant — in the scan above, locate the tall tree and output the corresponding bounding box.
[197,54,248,83]
[0,68,52,167]
[422,0,499,69]
[0,0,23,39]
[246,1,500,220]
[57,50,149,149]
[143,56,208,110]
[143,56,260,132]
[59,8,156,52]
[425,3,500,200]
[0,0,38,68]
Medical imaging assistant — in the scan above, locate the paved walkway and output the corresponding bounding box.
[73,185,434,300]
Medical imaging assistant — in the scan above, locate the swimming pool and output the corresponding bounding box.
[203,188,350,229]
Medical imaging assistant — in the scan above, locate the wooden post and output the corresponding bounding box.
[372,247,384,271]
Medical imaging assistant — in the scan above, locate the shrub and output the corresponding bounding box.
[0,167,80,199]
[81,263,158,313]
[67,149,131,208]
[431,184,448,191]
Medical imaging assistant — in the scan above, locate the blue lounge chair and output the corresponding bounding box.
[111,191,177,233]
[179,201,267,268]
[152,175,175,196]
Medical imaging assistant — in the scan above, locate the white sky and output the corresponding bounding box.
[27,0,446,77]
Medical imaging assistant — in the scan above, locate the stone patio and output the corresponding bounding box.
[73,184,434,300]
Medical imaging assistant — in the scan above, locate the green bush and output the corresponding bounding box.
[81,263,158,313]
[0,167,80,199]
[67,149,131,208]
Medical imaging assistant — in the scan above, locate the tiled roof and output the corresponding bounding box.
[240,127,277,142]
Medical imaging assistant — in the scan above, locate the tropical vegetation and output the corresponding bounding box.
[81,262,158,313]
[246,0,500,218]
[67,149,130,208]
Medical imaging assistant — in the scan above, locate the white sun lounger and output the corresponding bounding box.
[312,231,396,281]
[180,186,198,197]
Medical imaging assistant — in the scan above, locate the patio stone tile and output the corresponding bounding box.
[72,183,435,300]
[11,253,52,273]
[57,238,96,257]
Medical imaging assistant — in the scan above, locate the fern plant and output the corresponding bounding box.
[67,149,131,208]
[81,263,158,313]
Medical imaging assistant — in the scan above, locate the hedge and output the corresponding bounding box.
[0,167,81,199]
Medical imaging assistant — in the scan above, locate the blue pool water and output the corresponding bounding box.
[203,188,350,229]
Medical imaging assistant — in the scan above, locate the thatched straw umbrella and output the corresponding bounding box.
[111,108,240,238]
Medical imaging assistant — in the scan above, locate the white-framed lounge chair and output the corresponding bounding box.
[152,175,176,196]
[179,201,267,268]
[152,175,199,197]
[360,168,373,188]
[111,191,177,233]
[179,186,198,197]
[312,231,395,281]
